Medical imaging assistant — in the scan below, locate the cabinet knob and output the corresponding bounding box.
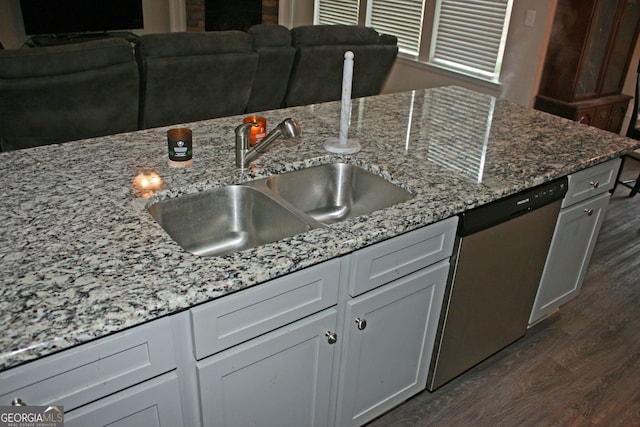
[584,208,594,216]
[355,317,367,330]
[590,181,600,189]
[11,397,27,406]
[325,331,337,344]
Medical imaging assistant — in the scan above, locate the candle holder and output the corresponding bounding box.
[243,116,267,146]
[167,127,193,168]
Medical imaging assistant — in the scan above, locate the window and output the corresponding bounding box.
[315,0,360,27]
[430,0,513,81]
[365,0,425,56]
[314,0,514,83]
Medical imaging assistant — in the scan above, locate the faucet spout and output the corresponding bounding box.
[235,118,301,169]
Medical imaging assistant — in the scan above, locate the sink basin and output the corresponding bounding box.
[264,163,413,224]
[148,185,310,256]
[149,163,413,256]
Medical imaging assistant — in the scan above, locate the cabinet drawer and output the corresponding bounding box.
[349,216,457,297]
[0,317,176,412]
[191,258,340,360]
[563,158,621,208]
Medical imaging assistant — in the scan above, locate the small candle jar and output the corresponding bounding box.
[243,116,267,146]
[167,127,193,168]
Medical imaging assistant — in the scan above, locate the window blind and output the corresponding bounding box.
[365,0,425,56]
[430,0,513,81]
[315,0,360,26]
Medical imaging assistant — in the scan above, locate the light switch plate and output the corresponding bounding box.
[525,9,536,27]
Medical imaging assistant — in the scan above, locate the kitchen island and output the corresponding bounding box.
[0,86,638,424]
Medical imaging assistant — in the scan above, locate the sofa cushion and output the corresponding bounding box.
[246,24,295,113]
[136,31,258,129]
[285,25,398,107]
[291,25,380,46]
[0,38,139,151]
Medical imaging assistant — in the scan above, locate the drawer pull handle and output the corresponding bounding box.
[590,181,600,189]
[325,331,337,344]
[585,208,594,216]
[11,398,27,406]
[355,318,367,330]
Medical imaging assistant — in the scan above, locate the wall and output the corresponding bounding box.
[0,0,171,49]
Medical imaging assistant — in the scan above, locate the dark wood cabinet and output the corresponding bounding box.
[535,0,640,133]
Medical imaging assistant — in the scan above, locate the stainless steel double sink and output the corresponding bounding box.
[148,163,413,256]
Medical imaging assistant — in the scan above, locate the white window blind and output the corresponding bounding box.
[314,0,514,83]
[365,0,425,56]
[430,0,513,81]
[315,0,360,26]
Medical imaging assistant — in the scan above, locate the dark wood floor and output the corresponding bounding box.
[368,158,640,427]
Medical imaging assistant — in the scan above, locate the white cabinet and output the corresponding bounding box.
[190,259,340,359]
[335,260,450,427]
[197,309,338,427]
[336,216,457,427]
[64,372,184,427]
[191,217,457,427]
[530,158,621,324]
[0,317,182,427]
[192,259,341,427]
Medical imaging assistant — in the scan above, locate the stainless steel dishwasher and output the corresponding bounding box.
[427,177,568,391]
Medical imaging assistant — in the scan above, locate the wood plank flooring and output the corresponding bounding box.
[367,158,640,427]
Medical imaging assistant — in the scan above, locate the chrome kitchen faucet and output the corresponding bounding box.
[235,118,301,169]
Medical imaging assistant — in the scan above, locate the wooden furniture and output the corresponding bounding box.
[535,0,640,133]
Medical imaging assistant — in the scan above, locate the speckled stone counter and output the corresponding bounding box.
[1,86,638,371]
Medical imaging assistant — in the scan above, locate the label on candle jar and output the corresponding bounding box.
[243,116,267,146]
[167,128,193,161]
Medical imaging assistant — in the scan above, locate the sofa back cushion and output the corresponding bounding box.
[246,24,295,113]
[0,38,139,151]
[136,31,258,129]
[285,25,398,107]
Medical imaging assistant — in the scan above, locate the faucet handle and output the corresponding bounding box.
[235,122,257,134]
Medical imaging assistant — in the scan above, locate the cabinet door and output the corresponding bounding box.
[606,100,630,132]
[64,372,184,427]
[336,260,448,427]
[197,309,338,427]
[592,104,612,130]
[529,192,610,324]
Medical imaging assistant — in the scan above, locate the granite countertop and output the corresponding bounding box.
[1,86,638,372]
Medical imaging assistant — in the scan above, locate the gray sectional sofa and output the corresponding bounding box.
[0,24,398,152]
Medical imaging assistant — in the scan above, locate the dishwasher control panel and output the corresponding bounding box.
[460,177,568,236]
